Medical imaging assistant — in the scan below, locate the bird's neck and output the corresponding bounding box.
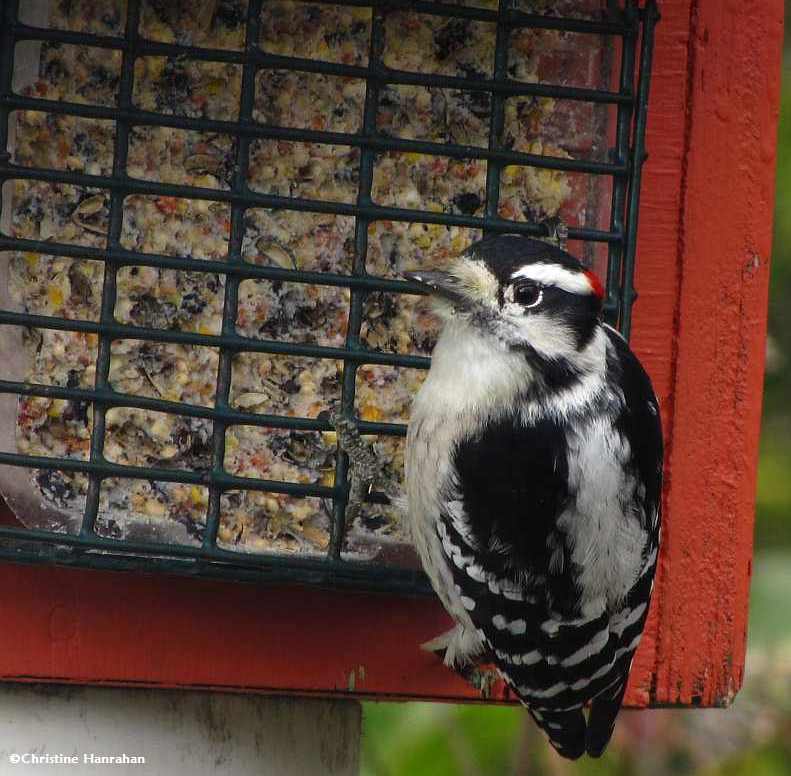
[413,319,609,429]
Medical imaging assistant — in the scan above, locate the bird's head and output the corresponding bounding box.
[404,235,605,365]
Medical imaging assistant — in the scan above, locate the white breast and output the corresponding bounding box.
[406,320,534,625]
[411,320,535,427]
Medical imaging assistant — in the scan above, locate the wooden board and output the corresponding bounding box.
[0,685,361,776]
[0,0,783,707]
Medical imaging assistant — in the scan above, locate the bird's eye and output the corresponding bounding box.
[512,281,543,308]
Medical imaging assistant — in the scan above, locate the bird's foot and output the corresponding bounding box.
[327,407,380,525]
[422,626,498,698]
[542,216,569,250]
[465,665,500,699]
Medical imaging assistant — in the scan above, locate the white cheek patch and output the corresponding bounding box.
[503,310,578,356]
[511,263,596,296]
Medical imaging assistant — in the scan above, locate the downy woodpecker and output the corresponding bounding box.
[404,235,663,759]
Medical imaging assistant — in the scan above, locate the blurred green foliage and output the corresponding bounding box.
[362,15,791,776]
[757,26,791,551]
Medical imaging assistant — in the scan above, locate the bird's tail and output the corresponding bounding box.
[528,707,587,760]
[585,680,627,757]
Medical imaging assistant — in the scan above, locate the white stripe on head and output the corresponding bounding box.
[510,263,595,296]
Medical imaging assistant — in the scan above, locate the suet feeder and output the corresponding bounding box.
[0,0,781,712]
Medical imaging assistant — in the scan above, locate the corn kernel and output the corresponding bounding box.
[360,404,382,422]
[47,286,64,308]
[46,399,66,418]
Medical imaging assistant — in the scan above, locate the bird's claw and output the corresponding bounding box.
[463,665,498,699]
[542,216,569,250]
[327,407,379,527]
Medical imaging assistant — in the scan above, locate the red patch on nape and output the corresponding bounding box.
[583,269,605,299]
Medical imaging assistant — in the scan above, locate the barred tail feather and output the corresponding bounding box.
[528,707,586,760]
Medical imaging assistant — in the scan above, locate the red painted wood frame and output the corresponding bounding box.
[0,0,783,707]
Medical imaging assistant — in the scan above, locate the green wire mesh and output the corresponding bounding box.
[0,0,658,592]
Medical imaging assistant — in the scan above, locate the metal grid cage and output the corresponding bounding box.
[0,0,658,593]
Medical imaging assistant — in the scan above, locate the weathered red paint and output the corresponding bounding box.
[0,0,782,707]
[638,0,784,707]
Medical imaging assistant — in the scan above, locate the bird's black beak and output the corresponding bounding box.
[402,270,469,308]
